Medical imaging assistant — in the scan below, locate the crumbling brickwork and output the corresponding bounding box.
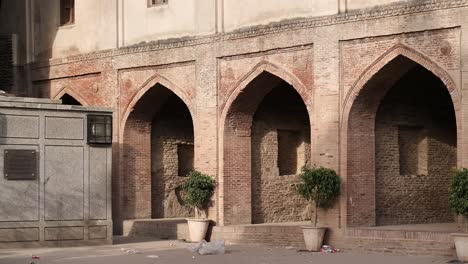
[121,84,194,222]
[220,48,313,225]
[151,94,194,219]
[375,66,456,225]
[342,28,461,227]
[398,126,428,177]
[251,82,311,224]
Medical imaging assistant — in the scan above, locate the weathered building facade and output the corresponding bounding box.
[1,0,467,251]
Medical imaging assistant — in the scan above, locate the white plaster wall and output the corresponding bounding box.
[7,0,422,61]
[222,0,338,32]
[346,0,409,10]
[34,0,117,60]
[122,0,216,46]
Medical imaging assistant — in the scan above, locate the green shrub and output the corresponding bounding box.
[295,167,341,226]
[450,168,468,217]
[182,171,215,219]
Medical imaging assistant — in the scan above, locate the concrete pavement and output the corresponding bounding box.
[0,239,457,264]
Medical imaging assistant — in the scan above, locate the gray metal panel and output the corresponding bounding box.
[0,115,39,139]
[0,228,39,242]
[89,147,107,220]
[0,145,40,221]
[88,226,107,240]
[44,226,84,241]
[44,146,84,221]
[45,117,84,140]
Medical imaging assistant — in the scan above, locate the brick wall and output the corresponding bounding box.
[121,84,193,222]
[122,113,152,219]
[341,26,461,227]
[222,72,284,225]
[151,93,194,218]
[347,55,457,227]
[26,1,468,238]
[251,82,311,223]
[375,65,456,225]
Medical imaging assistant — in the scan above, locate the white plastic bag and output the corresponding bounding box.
[188,239,225,255]
[188,240,207,253]
[198,239,225,255]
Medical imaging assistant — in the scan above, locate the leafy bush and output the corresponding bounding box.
[182,171,215,219]
[450,168,468,217]
[295,167,341,226]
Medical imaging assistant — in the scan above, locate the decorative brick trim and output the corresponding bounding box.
[217,44,313,61]
[32,72,101,83]
[119,73,195,141]
[220,61,310,122]
[32,0,468,68]
[53,86,90,106]
[341,44,460,127]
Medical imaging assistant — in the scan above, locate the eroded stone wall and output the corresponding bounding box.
[151,94,194,219]
[375,66,457,225]
[251,83,311,224]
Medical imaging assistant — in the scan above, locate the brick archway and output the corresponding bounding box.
[120,74,195,139]
[54,87,89,106]
[341,45,460,227]
[219,62,312,226]
[114,74,195,233]
[342,45,460,121]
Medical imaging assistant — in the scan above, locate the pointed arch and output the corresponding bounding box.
[119,73,195,140]
[54,87,89,106]
[117,72,195,223]
[340,44,461,227]
[219,61,312,226]
[221,61,311,129]
[342,44,460,126]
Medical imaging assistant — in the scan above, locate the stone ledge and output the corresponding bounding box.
[0,98,113,113]
[123,218,188,240]
[0,96,60,104]
[346,228,453,242]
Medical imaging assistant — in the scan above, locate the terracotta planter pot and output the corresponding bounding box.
[187,218,210,242]
[452,233,468,262]
[301,226,326,251]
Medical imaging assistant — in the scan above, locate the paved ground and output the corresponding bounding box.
[0,240,458,264]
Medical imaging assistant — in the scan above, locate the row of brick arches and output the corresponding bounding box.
[87,48,458,233]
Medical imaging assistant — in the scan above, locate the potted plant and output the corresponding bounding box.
[182,170,215,242]
[295,166,341,251]
[449,168,468,262]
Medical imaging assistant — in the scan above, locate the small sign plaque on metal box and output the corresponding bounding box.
[4,150,37,180]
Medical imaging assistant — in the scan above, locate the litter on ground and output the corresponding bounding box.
[320,244,341,253]
[120,248,141,254]
[188,239,226,255]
